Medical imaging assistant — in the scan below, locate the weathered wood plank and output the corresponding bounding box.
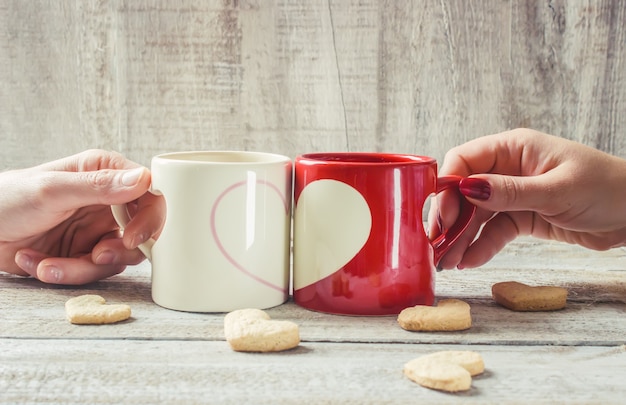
[1,1,625,169]
[438,238,626,304]
[1,339,624,404]
[1,238,624,345]
[1,287,623,346]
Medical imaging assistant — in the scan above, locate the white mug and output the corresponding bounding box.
[111,151,292,312]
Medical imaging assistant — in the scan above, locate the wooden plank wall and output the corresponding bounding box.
[1,0,625,169]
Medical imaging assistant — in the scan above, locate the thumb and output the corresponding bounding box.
[38,167,151,211]
[459,173,562,214]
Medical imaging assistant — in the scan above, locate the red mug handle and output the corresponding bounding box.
[430,176,477,266]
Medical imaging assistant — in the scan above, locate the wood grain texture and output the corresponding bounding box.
[1,238,623,345]
[1,286,623,345]
[0,238,624,403]
[1,340,624,404]
[1,0,625,169]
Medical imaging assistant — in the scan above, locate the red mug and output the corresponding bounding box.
[292,153,476,315]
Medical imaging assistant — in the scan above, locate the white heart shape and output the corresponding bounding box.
[293,179,372,290]
[212,179,290,293]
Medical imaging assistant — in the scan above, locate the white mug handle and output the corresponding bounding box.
[111,204,156,261]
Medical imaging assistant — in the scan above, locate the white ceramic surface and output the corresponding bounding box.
[112,151,292,312]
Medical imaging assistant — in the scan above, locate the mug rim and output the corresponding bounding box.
[155,150,291,164]
[297,152,435,165]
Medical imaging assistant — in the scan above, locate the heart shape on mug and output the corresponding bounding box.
[293,179,372,290]
[211,178,290,293]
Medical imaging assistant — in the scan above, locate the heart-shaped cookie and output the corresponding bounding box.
[404,351,485,392]
[397,298,472,331]
[492,281,567,311]
[224,308,300,352]
[65,294,131,325]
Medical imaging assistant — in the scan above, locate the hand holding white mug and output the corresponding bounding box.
[112,151,292,313]
[0,149,163,285]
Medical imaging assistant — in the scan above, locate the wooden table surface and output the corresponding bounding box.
[1,237,625,404]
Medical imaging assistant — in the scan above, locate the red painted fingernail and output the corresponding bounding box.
[436,212,444,233]
[459,178,491,201]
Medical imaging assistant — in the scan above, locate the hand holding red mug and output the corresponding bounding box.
[429,128,626,270]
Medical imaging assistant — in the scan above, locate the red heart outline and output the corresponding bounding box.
[210,179,290,293]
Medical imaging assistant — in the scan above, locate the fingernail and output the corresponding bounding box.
[130,232,147,249]
[436,212,444,233]
[95,250,117,265]
[436,264,443,272]
[457,264,465,270]
[121,167,144,186]
[459,178,491,200]
[15,252,35,273]
[40,265,63,283]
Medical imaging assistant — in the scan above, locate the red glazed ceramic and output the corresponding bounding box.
[292,153,476,315]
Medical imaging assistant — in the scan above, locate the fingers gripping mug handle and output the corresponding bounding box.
[430,176,477,266]
[110,204,155,261]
